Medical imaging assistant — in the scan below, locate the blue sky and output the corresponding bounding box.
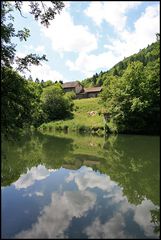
[11,1,160,82]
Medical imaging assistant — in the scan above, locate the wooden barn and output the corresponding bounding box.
[62,81,83,94]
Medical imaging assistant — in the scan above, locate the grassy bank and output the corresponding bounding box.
[39,97,105,135]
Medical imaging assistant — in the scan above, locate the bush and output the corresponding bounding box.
[41,84,74,122]
[65,91,76,100]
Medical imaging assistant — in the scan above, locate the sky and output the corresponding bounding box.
[11,1,160,82]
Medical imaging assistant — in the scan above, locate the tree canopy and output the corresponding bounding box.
[41,84,74,121]
[100,59,160,134]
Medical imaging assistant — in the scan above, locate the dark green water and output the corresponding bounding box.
[1,131,160,239]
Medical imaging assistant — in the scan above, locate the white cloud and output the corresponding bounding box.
[66,51,122,77]
[15,51,26,59]
[66,167,159,239]
[66,167,117,192]
[9,1,30,14]
[84,198,158,239]
[14,190,96,238]
[13,165,159,239]
[85,1,142,31]
[22,45,45,53]
[133,4,160,47]
[84,2,104,26]
[85,214,126,239]
[27,62,64,81]
[21,1,30,14]
[67,4,160,77]
[40,6,98,54]
[105,4,160,59]
[35,191,44,197]
[35,45,45,53]
[13,165,52,189]
[134,199,159,238]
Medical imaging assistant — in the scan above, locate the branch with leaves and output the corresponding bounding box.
[1,1,64,70]
[15,54,48,72]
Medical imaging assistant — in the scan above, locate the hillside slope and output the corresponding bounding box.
[82,40,160,87]
[39,97,105,135]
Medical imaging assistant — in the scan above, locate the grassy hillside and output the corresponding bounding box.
[39,97,105,135]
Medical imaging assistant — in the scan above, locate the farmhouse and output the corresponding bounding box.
[84,87,102,98]
[62,81,83,94]
[62,81,102,98]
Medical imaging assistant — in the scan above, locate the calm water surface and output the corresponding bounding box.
[1,131,160,239]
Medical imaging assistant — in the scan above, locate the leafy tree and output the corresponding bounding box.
[92,73,98,86]
[42,80,53,88]
[41,84,74,121]
[100,60,160,134]
[59,80,63,84]
[96,77,103,87]
[41,79,45,86]
[1,1,64,136]
[1,67,43,135]
[35,78,40,83]
[113,67,118,76]
[28,75,33,81]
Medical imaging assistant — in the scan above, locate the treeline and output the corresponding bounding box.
[28,76,63,87]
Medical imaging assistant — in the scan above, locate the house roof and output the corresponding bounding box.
[84,87,102,93]
[62,81,79,88]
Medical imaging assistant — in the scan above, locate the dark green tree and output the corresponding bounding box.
[59,80,63,84]
[113,67,118,76]
[1,1,64,136]
[1,67,43,135]
[41,79,45,86]
[100,60,160,134]
[28,75,33,81]
[35,78,40,84]
[41,84,74,121]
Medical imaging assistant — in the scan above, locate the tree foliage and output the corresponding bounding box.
[14,1,64,27]
[41,84,74,121]
[1,67,43,135]
[1,1,64,70]
[100,59,160,134]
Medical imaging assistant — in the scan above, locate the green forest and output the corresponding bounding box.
[1,2,160,137]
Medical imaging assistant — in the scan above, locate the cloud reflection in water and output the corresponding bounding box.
[13,166,159,239]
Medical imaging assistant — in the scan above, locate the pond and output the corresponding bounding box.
[1,131,160,239]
